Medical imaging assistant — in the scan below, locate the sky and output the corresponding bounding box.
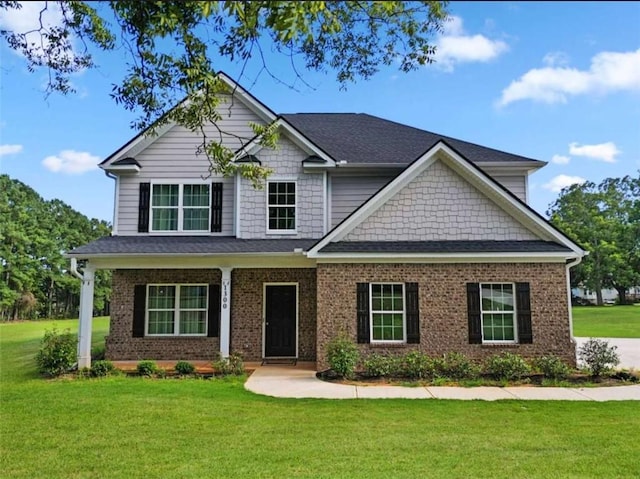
[1,1,639,224]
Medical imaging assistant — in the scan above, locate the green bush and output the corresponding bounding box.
[485,352,531,381]
[534,355,571,380]
[438,352,480,380]
[326,335,359,379]
[35,327,77,377]
[578,339,620,377]
[136,360,159,377]
[213,353,244,376]
[174,360,196,375]
[91,345,106,361]
[90,360,116,377]
[399,350,434,379]
[363,353,399,378]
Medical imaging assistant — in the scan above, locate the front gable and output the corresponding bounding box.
[309,142,585,258]
[342,159,538,242]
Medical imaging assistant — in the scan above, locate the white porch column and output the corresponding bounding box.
[77,264,95,369]
[220,268,233,358]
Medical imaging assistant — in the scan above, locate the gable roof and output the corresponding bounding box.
[308,141,585,258]
[282,113,545,167]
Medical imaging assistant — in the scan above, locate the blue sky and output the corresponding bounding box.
[1,1,639,223]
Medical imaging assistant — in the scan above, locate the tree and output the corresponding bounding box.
[548,174,640,305]
[0,174,111,320]
[0,1,449,184]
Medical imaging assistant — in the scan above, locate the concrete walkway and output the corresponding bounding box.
[575,337,640,370]
[245,364,640,401]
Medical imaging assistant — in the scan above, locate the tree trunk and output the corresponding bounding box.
[615,286,627,305]
[595,286,603,306]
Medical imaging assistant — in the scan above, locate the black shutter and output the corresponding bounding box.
[138,183,150,233]
[516,282,533,344]
[405,282,420,344]
[210,183,223,233]
[133,285,147,337]
[356,283,370,343]
[208,284,220,337]
[467,283,482,344]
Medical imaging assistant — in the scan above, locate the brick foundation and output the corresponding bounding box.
[316,263,576,370]
[106,268,316,362]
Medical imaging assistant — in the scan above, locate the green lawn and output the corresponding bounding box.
[573,305,640,338]
[2,319,640,478]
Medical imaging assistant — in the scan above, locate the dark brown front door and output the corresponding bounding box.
[264,284,297,357]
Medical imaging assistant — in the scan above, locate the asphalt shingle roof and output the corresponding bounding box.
[282,113,543,166]
[68,236,317,256]
[319,240,572,254]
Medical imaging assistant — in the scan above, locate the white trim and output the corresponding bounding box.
[112,175,119,235]
[234,171,241,238]
[103,164,141,173]
[145,284,209,337]
[307,142,586,258]
[326,172,332,233]
[322,171,328,235]
[313,252,575,262]
[266,179,298,235]
[219,268,232,357]
[262,282,299,358]
[369,282,406,344]
[234,118,336,167]
[479,282,518,344]
[83,255,315,271]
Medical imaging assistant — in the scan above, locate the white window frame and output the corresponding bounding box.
[480,282,518,344]
[266,179,297,234]
[369,282,406,343]
[145,284,209,336]
[149,181,211,233]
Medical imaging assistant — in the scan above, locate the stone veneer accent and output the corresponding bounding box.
[343,159,539,241]
[107,268,316,362]
[316,262,576,370]
[239,137,324,239]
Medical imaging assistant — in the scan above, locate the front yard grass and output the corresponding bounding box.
[2,319,640,478]
[573,305,640,338]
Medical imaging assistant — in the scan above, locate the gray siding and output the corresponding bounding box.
[492,175,527,203]
[115,95,263,235]
[342,159,539,242]
[330,174,396,227]
[239,137,324,239]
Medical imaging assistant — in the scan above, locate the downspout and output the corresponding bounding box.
[105,171,118,235]
[70,257,83,280]
[566,255,584,339]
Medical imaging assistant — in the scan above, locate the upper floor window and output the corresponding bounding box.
[267,181,296,233]
[151,184,210,232]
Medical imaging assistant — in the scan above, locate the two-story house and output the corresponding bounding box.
[69,73,586,370]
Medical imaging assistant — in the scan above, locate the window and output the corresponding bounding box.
[267,181,296,232]
[370,283,405,342]
[480,283,516,342]
[147,284,208,336]
[151,184,210,232]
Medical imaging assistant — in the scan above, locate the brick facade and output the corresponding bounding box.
[106,268,316,362]
[316,262,576,370]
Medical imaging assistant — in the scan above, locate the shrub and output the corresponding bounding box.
[438,352,480,380]
[363,353,399,378]
[136,360,159,377]
[326,335,359,379]
[91,345,106,361]
[35,327,77,377]
[399,350,434,379]
[91,360,116,377]
[485,352,531,381]
[578,339,620,377]
[534,355,571,380]
[214,352,244,376]
[175,360,196,376]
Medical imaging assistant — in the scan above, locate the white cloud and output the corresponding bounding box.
[0,2,65,59]
[0,144,23,156]
[551,154,570,165]
[543,175,587,192]
[542,51,570,67]
[498,48,640,106]
[434,16,509,72]
[569,141,620,163]
[42,150,100,174]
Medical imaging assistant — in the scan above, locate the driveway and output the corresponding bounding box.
[575,337,640,370]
